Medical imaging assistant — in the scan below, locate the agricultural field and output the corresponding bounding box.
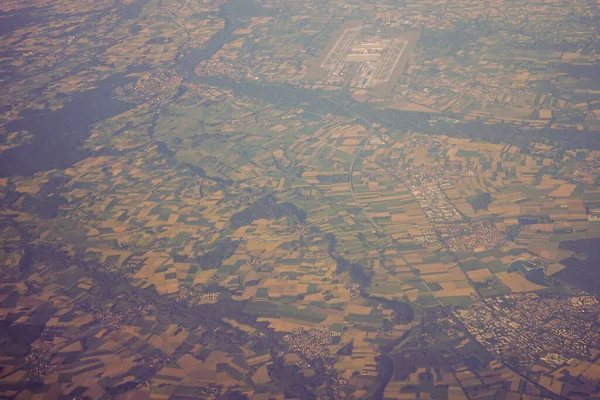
[2,0,600,398]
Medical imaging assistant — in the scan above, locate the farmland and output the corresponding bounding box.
[2,0,600,398]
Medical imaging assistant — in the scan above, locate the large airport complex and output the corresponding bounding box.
[320,26,409,88]
[308,22,420,95]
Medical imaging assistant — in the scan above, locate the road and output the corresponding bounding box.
[348,115,379,231]
[343,109,440,299]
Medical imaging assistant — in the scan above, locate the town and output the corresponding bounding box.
[455,294,600,366]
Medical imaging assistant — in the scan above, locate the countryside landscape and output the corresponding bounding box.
[2,0,600,398]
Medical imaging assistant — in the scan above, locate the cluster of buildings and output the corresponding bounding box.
[98,262,129,277]
[96,301,158,331]
[125,354,173,391]
[237,190,258,205]
[328,377,350,399]
[25,342,57,382]
[455,294,600,365]
[195,59,247,81]
[573,159,600,176]
[412,228,439,247]
[99,311,128,331]
[27,361,58,383]
[201,292,220,300]
[283,327,338,367]
[147,354,172,369]
[72,298,100,314]
[410,182,463,223]
[380,160,505,251]
[393,161,472,185]
[525,144,560,158]
[176,285,199,304]
[306,251,332,260]
[349,285,363,300]
[202,383,222,398]
[403,135,444,151]
[390,162,469,225]
[438,221,506,252]
[247,257,262,271]
[176,285,220,303]
[305,250,334,272]
[25,280,44,293]
[349,39,408,88]
[199,227,221,238]
[119,68,182,111]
